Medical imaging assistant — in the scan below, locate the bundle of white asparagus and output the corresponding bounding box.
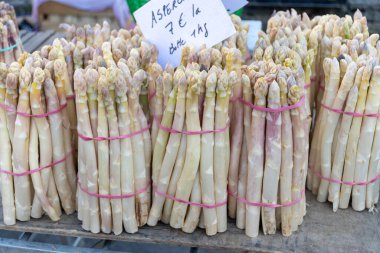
[0,2,23,65]
[308,32,380,211]
[0,49,77,225]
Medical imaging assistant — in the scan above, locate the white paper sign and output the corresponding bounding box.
[222,0,248,14]
[134,0,236,67]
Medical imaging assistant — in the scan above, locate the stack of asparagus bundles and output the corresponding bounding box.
[67,24,156,234]
[308,32,380,211]
[0,2,23,65]
[0,49,77,225]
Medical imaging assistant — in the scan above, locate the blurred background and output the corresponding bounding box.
[8,0,380,33]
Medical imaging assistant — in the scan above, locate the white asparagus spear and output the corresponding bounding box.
[352,66,380,211]
[170,70,201,229]
[161,131,187,224]
[261,80,281,235]
[115,66,138,234]
[129,70,149,226]
[0,63,15,225]
[4,72,18,146]
[13,68,32,221]
[74,69,100,233]
[104,67,124,234]
[319,62,357,201]
[182,172,202,233]
[97,70,112,234]
[236,74,252,230]
[148,69,187,226]
[200,72,218,235]
[366,104,380,209]
[246,77,268,238]
[277,71,293,236]
[329,86,359,211]
[340,60,373,208]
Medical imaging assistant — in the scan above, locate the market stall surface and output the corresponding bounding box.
[0,31,379,253]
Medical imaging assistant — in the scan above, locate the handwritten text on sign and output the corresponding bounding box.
[134,0,236,67]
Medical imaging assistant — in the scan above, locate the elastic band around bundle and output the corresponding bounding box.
[148,90,156,100]
[229,189,305,208]
[154,185,227,209]
[0,151,71,177]
[78,123,151,141]
[311,167,380,186]
[78,180,150,199]
[66,95,75,101]
[321,103,380,118]
[0,38,20,53]
[239,95,305,113]
[0,102,67,118]
[155,116,229,135]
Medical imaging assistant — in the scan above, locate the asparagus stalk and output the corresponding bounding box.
[352,66,380,211]
[161,131,187,224]
[261,80,281,235]
[129,70,149,226]
[115,64,138,233]
[13,68,32,221]
[340,60,373,208]
[246,77,268,237]
[182,172,202,233]
[0,63,15,225]
[97,69,112,234]
[170,70,201,229]
[200,72,218,235]
[328,86,359,211]
[148,69,186,226]
[319,62,357,201]
[74,69,100,233]
[5,72,18,145]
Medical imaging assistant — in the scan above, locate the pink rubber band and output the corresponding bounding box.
[148,90,156,100]
[78,180,151,199]
[311,167,380,186]
[78,123,151,141]
[66,95,75,101]
[0,151,71,177]
[155,116,229,135]
[229,96,240,103]
[239,95,305,113]
[321,103,380,118]
[0,102,67,118]
[304,83,311,89]
[319,84,325,91]
[229,189,305,208]
[154,185,227,209]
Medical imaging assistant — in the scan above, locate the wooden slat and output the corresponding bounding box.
[0,191,379,253]
[21,32,36,47]
[37,32,64,51]
[23,30,55,52]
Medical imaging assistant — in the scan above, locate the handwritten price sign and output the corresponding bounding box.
[134,0,236,67]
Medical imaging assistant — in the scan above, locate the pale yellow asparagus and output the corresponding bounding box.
[246,77,268,238]
[261,80,281,235]
[5,72,18,145]
[319,62,357,201]
[340,60,373,208]
[0,63,15,225]
[236,73,252,230]
[97,70,112,234]
[98,69,123,235]
[152,77,177,188]
[54,59,76,200]
[148,69,186,226]
[151,75,164,149]
[13,68,32,221]
[161,131,187,224]
[74,69,100,233]
[129,70,149,226]
[352,66,380,211]
[277,71,293,236]
[170,70,201,229]
[366,104,380,209]
[200,72,218,235]
[182,172,202,233]
[115,67,138,234]
[329,86,359,211]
